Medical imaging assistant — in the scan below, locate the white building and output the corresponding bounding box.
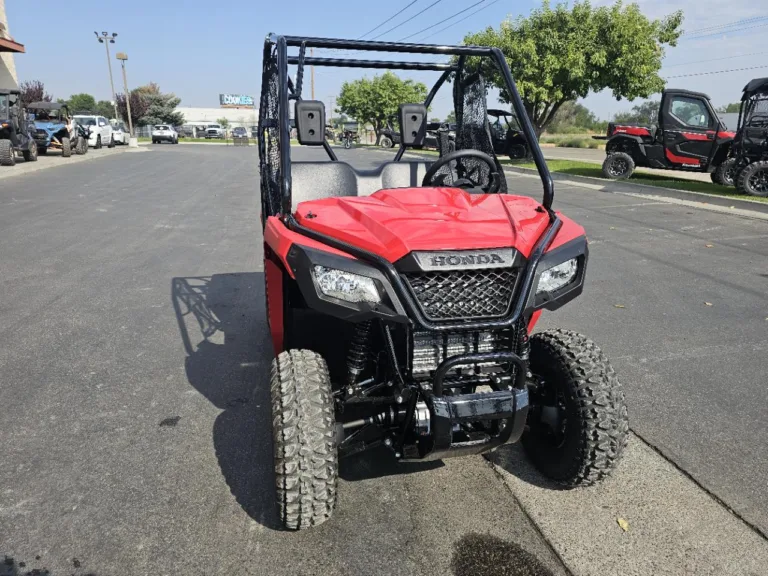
[0,0,25,89]
[175,106,259,130]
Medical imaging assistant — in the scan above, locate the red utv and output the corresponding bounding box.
[259,34,629,530]
[599,88,735,184]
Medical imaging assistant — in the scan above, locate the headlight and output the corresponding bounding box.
[313,265,381,303]
[536,258,578,294]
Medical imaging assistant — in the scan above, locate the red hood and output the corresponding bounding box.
[294,188,551,263]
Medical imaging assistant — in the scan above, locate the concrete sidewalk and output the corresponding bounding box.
[490,434,768,576]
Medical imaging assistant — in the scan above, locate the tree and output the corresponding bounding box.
[445,111,456,123]
[462,1,683,137]
[717,102,740,114]
[430,117,441,123]
[66,93,97,114]
[547,101,607,133]
[337,72,428,144]
[613,100,660,124]
[217,117,230,128]
[116,91,149,127]
[331,113,349,130]
[19,80,53,107]
[134,83,185,126]
[96,100,116,118]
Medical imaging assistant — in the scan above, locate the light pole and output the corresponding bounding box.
[94,31,119,120]
[116,52,137,146]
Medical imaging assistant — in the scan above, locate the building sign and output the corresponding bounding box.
[219,94,254,108]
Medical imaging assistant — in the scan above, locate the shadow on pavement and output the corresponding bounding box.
[339,446,444,481]
[171,273,280,529]
[451,533,555,576]
[485,444,563,490]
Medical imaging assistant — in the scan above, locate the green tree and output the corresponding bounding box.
[445,111,456,123]
[430,116,441,123]
[134,83,185,126]
[717,102,740,114]
[547,101,607,133]
[463,1,682,137]
[66,93,97,114]
[96,100,115,118]
[613,100,660,124]
[217,117,230,128]
[337,72,428,144]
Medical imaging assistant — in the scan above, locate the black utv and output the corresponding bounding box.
[725,78,768,196]
[0,88,38,166]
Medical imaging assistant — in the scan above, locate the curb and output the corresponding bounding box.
[504,165,768,215]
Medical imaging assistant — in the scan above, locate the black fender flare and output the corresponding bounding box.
[605,134,646,161]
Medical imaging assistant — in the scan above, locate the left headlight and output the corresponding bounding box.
[536,258,578,294]
[313,265,381,303]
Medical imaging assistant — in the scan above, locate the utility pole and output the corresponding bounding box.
[95,31,119,119]
[329,96,335,124]
[116,52,136,146]
[311,47,315,100]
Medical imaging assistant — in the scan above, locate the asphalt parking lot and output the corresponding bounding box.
[1,144,766,575]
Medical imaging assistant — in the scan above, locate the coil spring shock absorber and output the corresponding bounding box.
[518,320,531,383]
[346,320,372,386]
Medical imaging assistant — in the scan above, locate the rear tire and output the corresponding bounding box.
[711,158,736,186]
[22,142,38,162]
[61,137,72,158]
[523,329,629,487]
[736,160,768,197]
[380,136,393,148]
[271,349,338,530]
[0,139,16,166]
[602,152,634,180]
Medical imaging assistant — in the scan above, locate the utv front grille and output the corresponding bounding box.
[404,268,518,321]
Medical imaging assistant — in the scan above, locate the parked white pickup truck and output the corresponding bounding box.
[205,124,224,139]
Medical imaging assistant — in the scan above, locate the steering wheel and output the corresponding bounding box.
[421,149,502,193]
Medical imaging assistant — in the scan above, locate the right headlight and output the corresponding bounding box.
[536,258,578,294]
[313,265,381,304]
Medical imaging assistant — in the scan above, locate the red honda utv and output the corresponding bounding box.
[259,34,629,530]
[599,88,735,184]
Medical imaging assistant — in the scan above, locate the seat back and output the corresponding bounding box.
[291,161,431,210]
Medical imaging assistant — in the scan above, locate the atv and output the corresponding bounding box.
[488,109,528,159]
[725,77,768,196]
[259,34,629,530]
[28,102,87,157]
[598,88,734,184]
[0,88,38,166]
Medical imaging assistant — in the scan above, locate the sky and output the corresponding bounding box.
[6,0,768,121]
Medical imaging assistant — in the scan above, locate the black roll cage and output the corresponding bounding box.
[261,34,555,217]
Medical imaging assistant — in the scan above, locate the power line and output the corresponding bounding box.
[398,0,490,41]
[664,64,768,79]
[664,50,768,68]
[682,21,768,41]
[358,1,421,40]
[418,0,503,42]
[682,15,768,36]
[369,0,446,41]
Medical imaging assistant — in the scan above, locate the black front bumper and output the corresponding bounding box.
[406,387,529,461]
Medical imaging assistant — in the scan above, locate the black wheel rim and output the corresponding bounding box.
[530,378,568,448]
[609,157,628,177]
[724,166,736,185]
[748,169,768,194]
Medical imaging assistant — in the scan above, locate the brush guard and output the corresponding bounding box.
[404,351,529,461]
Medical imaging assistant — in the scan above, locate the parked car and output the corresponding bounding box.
[152,125,178,144]
[111,122,128,145]
[73,115,115,149]
[176,125,195,139]
[206,124,224,139]
[231,126,248,139]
